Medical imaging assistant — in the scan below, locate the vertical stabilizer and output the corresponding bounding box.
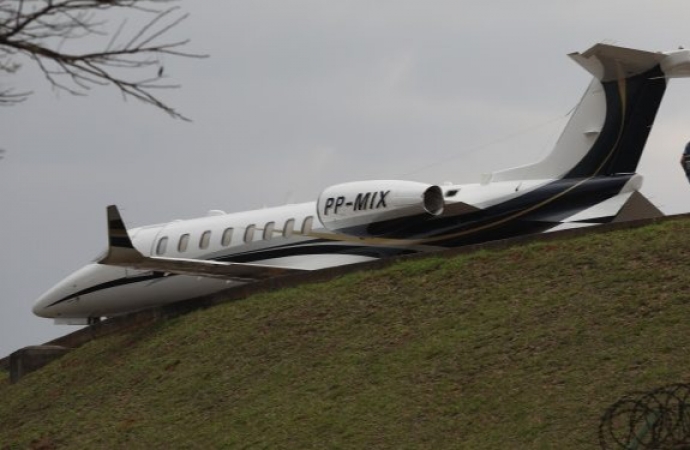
[492,44,690,182]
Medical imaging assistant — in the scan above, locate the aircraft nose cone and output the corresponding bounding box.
[32,268,86,318]
[32,289,58,318]
[32,263,124,319]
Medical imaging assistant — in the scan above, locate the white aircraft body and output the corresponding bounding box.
[33,43,690,324]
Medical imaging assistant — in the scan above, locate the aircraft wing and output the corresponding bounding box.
[99,205,309,281]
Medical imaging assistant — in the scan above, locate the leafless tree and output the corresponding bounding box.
[0,0,205,120]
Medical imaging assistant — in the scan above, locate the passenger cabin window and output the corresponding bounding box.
[178,234,190,252]
[301,216,314,234]
[244,224,255,243]
[156,237,168,255]
[283,219,295,238]
[199,230,211,249]
[221,228,234,247]
[263,222,275,241]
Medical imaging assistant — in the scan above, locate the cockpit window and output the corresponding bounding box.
[156,237,168,255]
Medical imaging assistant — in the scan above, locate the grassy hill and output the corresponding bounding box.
[2,219,690,449]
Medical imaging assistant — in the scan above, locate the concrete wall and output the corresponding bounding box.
[9,346,71,383]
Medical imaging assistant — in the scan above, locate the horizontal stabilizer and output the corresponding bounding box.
[99,205,308,281]
[569,44,665,81]
[612,191,663,222]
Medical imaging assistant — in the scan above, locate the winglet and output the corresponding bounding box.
[107,205,135,250]
[100,205,146,265]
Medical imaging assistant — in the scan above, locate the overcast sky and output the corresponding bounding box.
[2,1,690,358]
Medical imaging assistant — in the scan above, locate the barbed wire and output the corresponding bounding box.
[599,383,690,449]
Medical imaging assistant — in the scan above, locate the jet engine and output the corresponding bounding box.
[316,180,444,237]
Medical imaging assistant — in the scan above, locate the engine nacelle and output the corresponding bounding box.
[316,180,444,237]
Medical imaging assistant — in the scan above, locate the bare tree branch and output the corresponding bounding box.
[0,0,206,120]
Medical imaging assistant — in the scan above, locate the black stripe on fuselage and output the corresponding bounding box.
[565,66,666,178]
[214,242,417,263]
[46,272,168,308]
[331,175,633,245]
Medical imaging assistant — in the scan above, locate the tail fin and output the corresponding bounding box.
[492,44,690,182]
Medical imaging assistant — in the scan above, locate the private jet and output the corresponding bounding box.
[33,43,690,324]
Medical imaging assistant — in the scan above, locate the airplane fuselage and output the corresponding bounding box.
[32,43,690,322]
[34,174,642,320]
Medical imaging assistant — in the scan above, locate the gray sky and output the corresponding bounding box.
[2,1,690,357]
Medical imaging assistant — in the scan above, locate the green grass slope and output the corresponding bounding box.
[3,220,690,449]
